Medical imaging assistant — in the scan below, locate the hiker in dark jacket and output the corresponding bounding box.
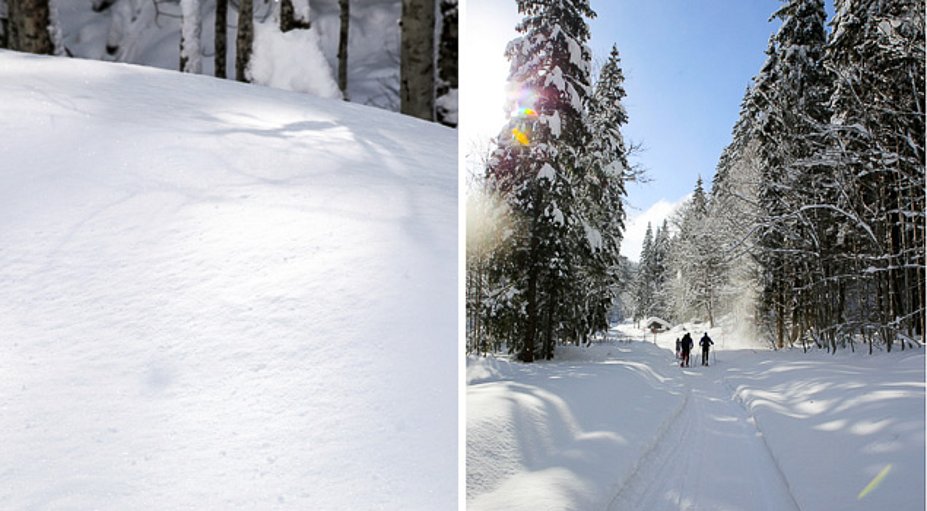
[699,332,714,366]
[680,333,693,367]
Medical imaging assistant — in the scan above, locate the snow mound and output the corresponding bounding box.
[0,50,456,510]
[249,21,342,99]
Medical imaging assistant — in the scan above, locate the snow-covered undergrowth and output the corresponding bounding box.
[468,321,924,511]
[0,51,456,509]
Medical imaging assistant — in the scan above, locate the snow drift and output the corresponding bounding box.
[0,50,456,510]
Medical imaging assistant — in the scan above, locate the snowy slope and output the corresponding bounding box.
[467,326,925,511]
[0,50,456,509]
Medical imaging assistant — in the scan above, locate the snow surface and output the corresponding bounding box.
[468,321,925,511]
[0,51,456,510]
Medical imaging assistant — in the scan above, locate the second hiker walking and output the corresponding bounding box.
[699,332,714,366]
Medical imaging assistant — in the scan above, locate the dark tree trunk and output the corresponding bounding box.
[435,0,457,126]
[400,0,435,121]
[337,0,349,98]
[215,0,227,78]
[280,0,310,32]
[7,0,55,55]
[235,0,253,82]
[520,265,538,363]
[1,0,9,49]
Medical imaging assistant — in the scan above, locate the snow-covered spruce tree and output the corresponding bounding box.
[750,0,831,348]
[483,0,596,361]
[236,0,253,82]
[6,0,60,55]
[576,43,629,339]
[400,0,435,121]
[707,85,766,341]
[677,177,723,327]
[664,177,724,326]
[824,0,925,349]
[633,222,655,323]
[179,0,201,73]
[650,219,672,320]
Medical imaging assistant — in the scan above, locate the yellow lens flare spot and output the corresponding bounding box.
[512,128,530,146]
[857,464,892,500]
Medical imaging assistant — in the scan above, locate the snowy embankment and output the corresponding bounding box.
[467,343,688,510]
[467,322,924,511]
[0,51,456,509]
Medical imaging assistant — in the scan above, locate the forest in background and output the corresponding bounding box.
[467,0,925,360]
[0,0,457,126]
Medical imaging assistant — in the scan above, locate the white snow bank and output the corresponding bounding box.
[467,342,686,510]
[0,50,455,510]
[724,348,925,511]
[249,21,342,99]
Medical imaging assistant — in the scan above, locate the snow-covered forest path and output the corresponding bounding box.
[608,360,800,511]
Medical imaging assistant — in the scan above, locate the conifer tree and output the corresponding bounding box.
[824,0,925,348]
[751,0,831,347]
[483,0,596,361]
[634,223,655,323]
[579,43,629,336]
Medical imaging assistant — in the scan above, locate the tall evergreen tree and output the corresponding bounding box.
[824,0,925,348]
[483,0,596,361]
[650,220,672,320]
[634,223,655,323]
[751,0,831,347]
[579,43,629,336]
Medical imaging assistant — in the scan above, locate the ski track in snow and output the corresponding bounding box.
[608,361,801,511]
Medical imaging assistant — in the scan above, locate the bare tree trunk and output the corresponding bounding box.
[1,0,9,49]
[7,0,55,55]
[214,0,227,78]
[435,0,457,126]
[337,0,349,99]
[400,0,435,121]
[235,0,253,82]
[179,0,202,73]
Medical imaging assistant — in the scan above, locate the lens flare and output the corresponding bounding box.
[857,464,892,500]
[512,127,530,146]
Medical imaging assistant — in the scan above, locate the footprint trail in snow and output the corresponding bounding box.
[608,364,801,511]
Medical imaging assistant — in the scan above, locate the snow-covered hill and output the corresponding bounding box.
[0,50,456,509]
[467,326,925,511]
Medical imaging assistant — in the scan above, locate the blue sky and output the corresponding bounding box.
[462,0,834,261]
